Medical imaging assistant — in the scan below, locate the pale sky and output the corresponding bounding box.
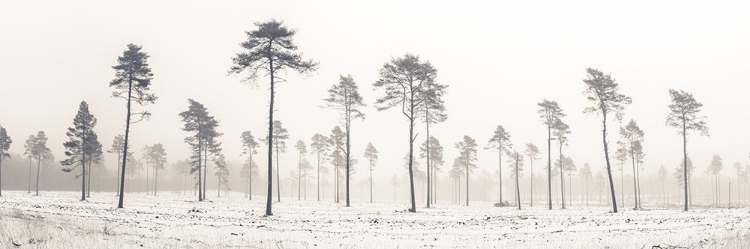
[1,0,749,183]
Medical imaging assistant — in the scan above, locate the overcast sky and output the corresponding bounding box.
[1,0,749,182]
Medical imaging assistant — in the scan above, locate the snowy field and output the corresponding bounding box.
[1,191,749,249]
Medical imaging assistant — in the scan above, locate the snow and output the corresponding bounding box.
[1,191,748,248]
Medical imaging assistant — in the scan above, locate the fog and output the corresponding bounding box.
[1,0,749,205]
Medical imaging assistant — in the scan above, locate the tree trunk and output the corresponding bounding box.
[425,112,431,208]
[631,153,638,210]
[81,135,87,201]
[530,158,534,207]
[515,154,521,210]
[636,160,642,209]
[298,151,302,200]
[276,145,280,202]
[249,154,253,200]
[317,152,320,201]
[198,137,203,201]
[370,163,373,203]
[117,79,134,208]
[115,155,121,196]
[602,111,618,213]
[346,119,352,207]
[547,125,552,210]
[28,156,32,194]
[559,143,565,209]
[465,156,470,206]
[203,145,208,200]
[154,167,158,195]
[265,58,275,216]
[682,119,688,211]
[407,93,416,213]
[498,146,503,204]
[35,155,41,196]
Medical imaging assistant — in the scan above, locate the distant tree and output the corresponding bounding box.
[455,135,478,206]
[618,119,644,210]
[658,164,668,204]
[364,142,379,203]
[538,99,565,210]
[171,159,191,195]
[141,145,152,195]
[110,43,157,208]
[330,149,344,203]
[28,131,52,196]
[295,140,307,201]
[420,136,444,205]
[229,19,318,216]
[524,144,541,206]
[323,74,366,207]
[213,153,230,197]
[125,153,142,192]
[666,89,708,211]
[614,146,628,208]
[487,125,512,205]
[633,141,645,209]
[733,162,743,204]
[60,101,98,201]
[373,54,437,213]
[300,158,313,200]
[419,79,448,208]
[107,134,127,196]
[390,175,400,201]
[240,131,259,200]
[579,163,593,206]
[147,143,166,195]
[260,120,289,202]
[563,156,577,207]
[507,150,524,209]
[23,135,35,194]
[595,171,605,205]
[582,68,632,213]
[329,126,346,203]
[86,134,103,196]
[240,156,259,198]
[449,160,465,204]
[0,126,12,197]
[673,157,695,206]
[309,133,330,201]
[179,99,220,201]
[706,154,723,206]
[552,118,571,209]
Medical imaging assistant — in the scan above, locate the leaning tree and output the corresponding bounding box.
[373,54,437,213]
[323,75,365,207]
[229,19,318,216]
[666,89,708,211]
[582,68,632,213]
[110,44,157,208]
[537,99,565,210]
[487,125,512,205]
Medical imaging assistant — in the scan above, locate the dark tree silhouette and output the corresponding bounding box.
[487,125,511,205]
[241,131,259,200]
[582,68,632,213]
[261,120,289,203]
[538,99,565,210]
[310,133,330,201]
[364,142,378,203]
[323,75,365,207]
[373,54,437,213]
[618,119,644,210]
[419,79,447,208]
[110,43,157,209]
[0,126,12,197]
[179,99,219,202]
[455,135,478,206]
[524,143,540,206]
[229,19,318,216]
[507,150,524,209]
[552,119,570,209]
[666,89,708,211]
[61,101,98,201]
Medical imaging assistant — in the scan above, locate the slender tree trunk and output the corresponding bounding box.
[198,137,203,201]
[335,154,339,203]
[35,155,41,196]
[0,159,3,196]
[425,114,431,208]
[249,154,253,200]
[602,111,618,213]
[28,156,32,194]
[346,119,352,207]
[81,135,87,201]
[276,145,280,202]
[560,144,565,209]
[498,146,503,204]
[407,95,416,213]
[298,151,302,200]
[682,120,688,211]
[115,155,121,196]
[265,58,275,216]
[154,167,158,195]
[547,125,552,210]
[203,145,208,200]
[515,154,521,210]
[465,162,469,206]
[636,160,642,209]
[530,158,534,207]
[117,80,133,208]
[631,153,638,210]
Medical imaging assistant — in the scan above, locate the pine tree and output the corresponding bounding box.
[666,89,708,211]
[179,99,219,201]
[524,144,541,206]
[229,19,318,216]
[364,142,379,203]
[240,131,259,199]
[61,101,98,201]
[487,125,512,205]
[0,126,12,197]
[310,133,330,201]
[538,99,565,210]
[455,135,478,206]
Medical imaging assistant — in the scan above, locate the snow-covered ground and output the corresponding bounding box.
[1,191,748,249]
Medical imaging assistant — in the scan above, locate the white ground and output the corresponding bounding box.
[1,191,749,249]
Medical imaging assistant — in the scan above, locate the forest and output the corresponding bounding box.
[1,1,749,248]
